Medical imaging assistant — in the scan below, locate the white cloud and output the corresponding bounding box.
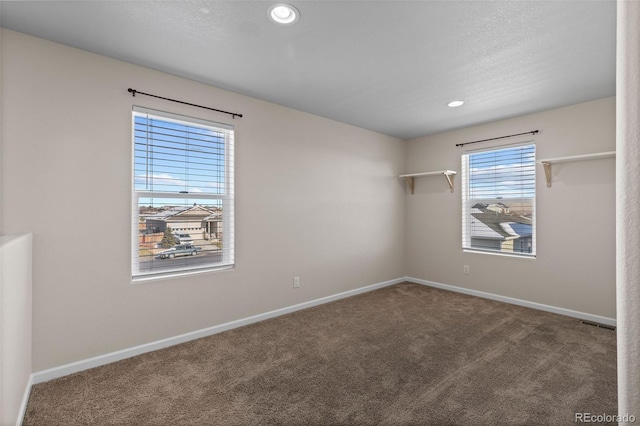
[135,173,186,188]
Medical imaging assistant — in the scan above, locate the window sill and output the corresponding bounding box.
[132,264,235,284]
[462,249,536,260]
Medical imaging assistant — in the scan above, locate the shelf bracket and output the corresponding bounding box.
[404,176,415,194]
[444,173,455,193]
[542,162,552,187]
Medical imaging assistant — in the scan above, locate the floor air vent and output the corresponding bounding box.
[580,320,616,331]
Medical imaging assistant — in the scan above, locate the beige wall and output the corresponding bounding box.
[0,30,406,371]
[0,234,32,426]
[0,28,617,374]
[405,97,616,319]
[616,0,640,419]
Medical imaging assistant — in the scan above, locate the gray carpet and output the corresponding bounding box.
[23,282,617,425]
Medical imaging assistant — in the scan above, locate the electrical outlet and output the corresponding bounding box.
[463,265,470,275]
[293,276,300,288]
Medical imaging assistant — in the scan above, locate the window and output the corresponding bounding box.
[462,143,535,257]
[132,107,234,279]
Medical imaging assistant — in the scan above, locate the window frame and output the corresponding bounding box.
[131,106,235,280]
[461,142,536,258]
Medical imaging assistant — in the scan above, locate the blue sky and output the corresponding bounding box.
[468,144,535,199]
[134,114,227,196]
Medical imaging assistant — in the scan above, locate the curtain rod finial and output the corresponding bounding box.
[128,88,136,97]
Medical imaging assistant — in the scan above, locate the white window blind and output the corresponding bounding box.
[132,106,234,279]
[462,143,535,257]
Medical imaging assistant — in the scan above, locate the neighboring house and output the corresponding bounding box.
[202,211,223,241]
[486,202,511,214]
[470,203,533,253]
[145,205,220,237]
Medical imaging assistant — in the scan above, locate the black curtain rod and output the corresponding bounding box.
[456,130,538,147]
[128,88,243,119]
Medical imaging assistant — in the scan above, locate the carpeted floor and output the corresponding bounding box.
[23,282,617,425]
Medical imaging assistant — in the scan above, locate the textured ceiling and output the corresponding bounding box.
[0,1,616,140]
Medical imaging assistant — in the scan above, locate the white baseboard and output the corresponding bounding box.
[32,277,405,385]
[405,276,617,327]
[17,374,33,426]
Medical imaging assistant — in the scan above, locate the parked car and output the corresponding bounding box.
[154,244,201,259]
[173,232,194,244]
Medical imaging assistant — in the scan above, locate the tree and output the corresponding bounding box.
[160,226,179,248]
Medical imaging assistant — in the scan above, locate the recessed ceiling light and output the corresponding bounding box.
[447,100,465,108]
[268,4,300,25]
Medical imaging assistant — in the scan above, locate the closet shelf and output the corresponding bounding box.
[538,151,615,187]
[398,170,457,194]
